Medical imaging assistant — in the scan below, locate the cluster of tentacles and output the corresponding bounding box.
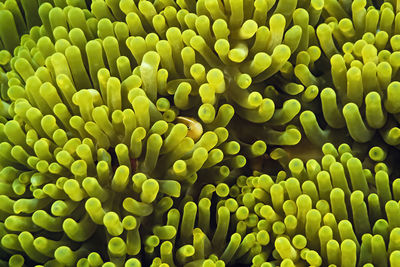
[1,0,400,266]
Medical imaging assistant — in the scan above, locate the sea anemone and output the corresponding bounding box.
[0,0,400,266]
